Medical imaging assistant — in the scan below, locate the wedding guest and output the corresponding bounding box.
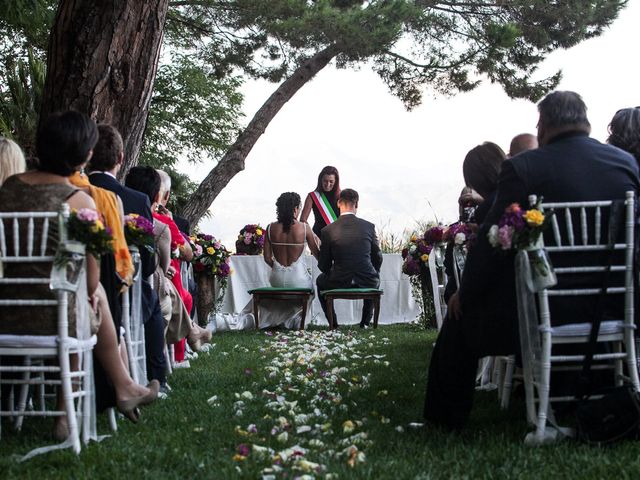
[508,133,538,157]
[126,168,201,367]
[0,137,26,185]
[0,111,157,437]
[154,169,210,366]
[300,166,341,238]
[444,143,506,301]
[424,91,640,430]
[89,125,167,389]
[316,188,382,328]
[607,107,640,164]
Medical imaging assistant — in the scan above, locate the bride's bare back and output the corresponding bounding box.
[264,221,319,267]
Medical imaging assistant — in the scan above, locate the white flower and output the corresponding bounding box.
[240,391,254,400]
[487,224,500,247]
[454,232,466,245]
[409,245,417,254]
[206,395,218,405]
[276,431,289,443]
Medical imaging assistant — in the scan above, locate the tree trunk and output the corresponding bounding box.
[181,44,341,226]
[40,0,169,179]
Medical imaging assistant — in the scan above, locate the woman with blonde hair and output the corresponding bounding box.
[0,137,27,185]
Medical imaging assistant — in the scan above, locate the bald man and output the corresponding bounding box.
[508,133,538,157]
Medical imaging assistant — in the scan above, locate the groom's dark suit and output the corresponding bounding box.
[316,213,383,326]
[424,131,640,429]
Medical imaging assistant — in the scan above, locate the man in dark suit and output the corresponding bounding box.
[316,188,383,328]
[424,91,640,429]
[89,125,168,392]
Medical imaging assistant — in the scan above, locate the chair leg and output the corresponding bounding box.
[373,296,380,329]
[59,347,81,453]
[326,298,335,330]
[15,356,31,431]
[501,355,516,410]
[300,295,308,330]
[253,296,260,330]
[108,407,118,432]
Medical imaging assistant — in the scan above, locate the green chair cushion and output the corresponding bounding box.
[248,287,313,294]
[320,288,383,295]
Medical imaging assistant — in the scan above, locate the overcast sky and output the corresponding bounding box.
[189,1,640,248]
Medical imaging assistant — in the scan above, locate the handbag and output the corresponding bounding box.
[574,201,640,445]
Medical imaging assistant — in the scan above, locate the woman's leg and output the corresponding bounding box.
[93,284,150,402]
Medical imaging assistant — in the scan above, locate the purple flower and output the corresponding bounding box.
[424,226,445,244]
[204,234,213,241]
[237,443,250,457]
[497,225,514,250]
[76,208,99,223]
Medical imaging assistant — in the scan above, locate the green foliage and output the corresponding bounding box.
[141,53,244,169]
[0,50,45,158]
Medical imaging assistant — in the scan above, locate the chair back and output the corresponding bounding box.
[0,205,88,339]
[428,247,447,330]
[122,245,146,384]
[535,190,634,330]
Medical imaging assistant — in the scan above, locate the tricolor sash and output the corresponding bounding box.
[311,191,338,226]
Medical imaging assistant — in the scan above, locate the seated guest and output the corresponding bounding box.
[424,91,640,430]
[444,143,506,301]
[125,167,198,351]
[316,188,383,328]
[89,125,168,389]
[154,169,210,364]
[508,133,538,158]
[0,137,26,186]
[256,192,320,329]
[607,107,640,164]
[0,111,157,437]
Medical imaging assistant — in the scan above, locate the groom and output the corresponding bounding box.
[316,188,383,328]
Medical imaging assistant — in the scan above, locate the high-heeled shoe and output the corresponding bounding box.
[116,380,160,422]
[187,325,212,352]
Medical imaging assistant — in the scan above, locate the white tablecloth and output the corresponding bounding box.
[220,254,420,326]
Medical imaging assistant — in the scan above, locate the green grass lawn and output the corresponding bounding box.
[1,324,640,479]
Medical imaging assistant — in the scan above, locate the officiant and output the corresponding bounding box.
[300,166,341,238]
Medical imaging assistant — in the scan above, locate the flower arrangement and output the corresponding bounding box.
[401,225,448,277]
[235,224,266,255]
[487,202,555,290]
[67,208,114,258]
[443,222,474,247]
[401,233,433,276]
[487,203,549,251]
[124,213,155,253]
[192,233,232,280]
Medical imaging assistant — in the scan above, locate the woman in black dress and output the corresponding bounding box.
[300,165,341,238]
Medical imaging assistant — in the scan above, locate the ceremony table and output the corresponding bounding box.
[220,254,420,326]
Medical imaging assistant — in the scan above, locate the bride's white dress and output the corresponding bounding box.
[209,223,313,332]
[259,224,313,329]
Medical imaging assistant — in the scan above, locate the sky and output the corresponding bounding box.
[189,1,640,248]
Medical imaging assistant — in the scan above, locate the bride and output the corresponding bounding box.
[264,192,320,289]
[210,192,319,332]
[253,192,320,329]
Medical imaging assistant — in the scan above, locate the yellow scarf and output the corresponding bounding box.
[69,171,134,286]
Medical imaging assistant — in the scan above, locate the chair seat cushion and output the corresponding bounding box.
[547,320,624,337]
[320,288,383,295]
[0,334,97,349]
[248,287,313,294]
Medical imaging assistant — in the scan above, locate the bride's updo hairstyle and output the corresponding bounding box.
[36,111,98,176]
[276,192,301,233]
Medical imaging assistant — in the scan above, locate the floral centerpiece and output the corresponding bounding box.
[67,208,114,258]
[401,224,448,328]
[192,233,232,322]
[123,213,155,252]
[487,202,556,290]
[235,224,265,255]
[443,222,475,273]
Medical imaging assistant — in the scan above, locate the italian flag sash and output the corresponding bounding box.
[311,191,338,226]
